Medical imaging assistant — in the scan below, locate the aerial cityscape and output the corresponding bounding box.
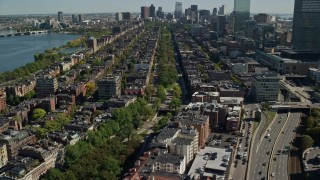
[0,0,319,180]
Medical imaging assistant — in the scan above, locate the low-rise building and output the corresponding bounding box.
[123,148,185,180]
[191,92,220,103]
[105,95,137,108]
[256,50,317,75]
[188,147,231,180]
[0,130,37,159]
[0,143,8,168]
[0,90,7,111]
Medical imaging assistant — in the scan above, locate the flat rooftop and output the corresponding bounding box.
[188,147,231,179]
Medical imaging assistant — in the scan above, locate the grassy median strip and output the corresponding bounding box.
[262,110,276,134]
[252,121,260,135]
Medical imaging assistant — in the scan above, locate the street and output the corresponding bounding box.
[229,103,258,180]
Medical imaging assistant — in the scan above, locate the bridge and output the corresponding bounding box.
[0,30,48,37]
[279,80,312,104]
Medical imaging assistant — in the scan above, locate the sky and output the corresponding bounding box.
[0,0,295,15]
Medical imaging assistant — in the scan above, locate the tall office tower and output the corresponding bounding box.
[58,11,63,22]
[185,8,191,17]
[150,4,156,18]
[175,2,183,19]
[72,14,77,24]
[141,6,150,19]
[191,5,198,12]
[234,0,251,32]
[78,14,83,23]
[115,12,123,21]
[228,12,236,34]
[218,5,225,15]
[292,0,320,53]
[213,8,218,19]
[217,15,227,35]
[245,20,256,38]
[199,10,211,21]
[157,7,165,18]
[122,12,131,20]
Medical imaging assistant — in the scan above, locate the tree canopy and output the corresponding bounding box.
[32,108,46,121]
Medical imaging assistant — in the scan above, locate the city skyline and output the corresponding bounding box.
[0,0,295,15]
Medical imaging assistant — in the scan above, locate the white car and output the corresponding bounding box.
[271,173,275,177]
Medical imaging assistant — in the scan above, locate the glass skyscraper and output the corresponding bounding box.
[175,2,183,19]
[233,0,251,32]
[292,0,320,53]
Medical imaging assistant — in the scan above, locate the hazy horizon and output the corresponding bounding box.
[0,0,294,16]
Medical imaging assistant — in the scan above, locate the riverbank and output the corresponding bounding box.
[0,33,83,84]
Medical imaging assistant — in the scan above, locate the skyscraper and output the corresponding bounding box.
[234,0,251,32]
[191,5,198,12]
[150,4,156,18]
[218,5,225,15]
[157,7,164,19]
[175,2,183,19]
[217,15,227,35]
[245,20,256,39]
[72,14,77,24]
[58,11,63,22]
[78,14,83,23]
[122,12,131,20]
[141,6,150,19]
[213,8,218,19]
[292,0,320,53]
[115,12,122,21]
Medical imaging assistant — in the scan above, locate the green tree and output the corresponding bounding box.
[306,116,316,129]
[306,127,320,145]
[44,113,71,132]
[85,82,96,96]
[33,127,48,139]
[152,97,162,110]
[169,97,182,111]
[301,135,314,150]
[172,84,182,99]
[311,108,320,117]
[145,85,156,101]
[32,108,46,121]
[41,168,63,180]
[65,141,92,168]
[156,85,166,102]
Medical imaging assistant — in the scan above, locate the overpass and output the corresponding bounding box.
[279,80,312,104]
[271,103,311,114]
[0,30,48,37]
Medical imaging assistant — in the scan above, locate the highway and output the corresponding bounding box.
[269,112,301,180]
[247,112,288,180]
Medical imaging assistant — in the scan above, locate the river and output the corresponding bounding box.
[0,32,80,73]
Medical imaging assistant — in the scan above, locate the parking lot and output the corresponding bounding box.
[207,132,238,150]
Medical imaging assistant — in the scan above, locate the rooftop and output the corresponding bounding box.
[188,147,231,179]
